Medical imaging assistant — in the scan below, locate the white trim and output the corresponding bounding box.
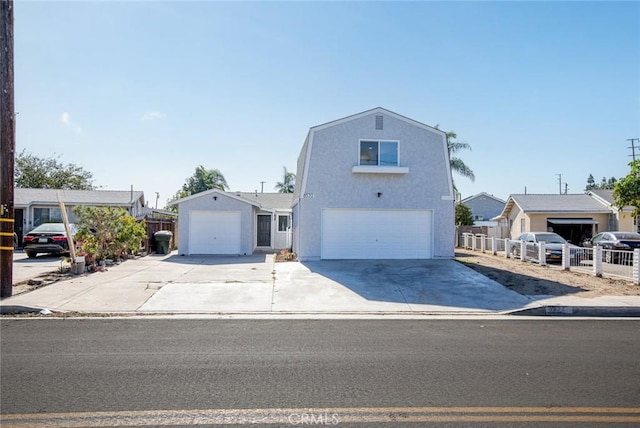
[309,107,445,137]
[276,214,290,233]
[299,131,314,199]
[171,188,261,208]
[352,166,409,174]
[358,139,400,167]
[460,192,506,205]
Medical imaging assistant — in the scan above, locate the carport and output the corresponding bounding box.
[547,218,598,244]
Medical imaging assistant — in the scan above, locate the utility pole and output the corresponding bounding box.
[260,181,266,193]
[628,138,639,161]
[556,174,562,195]
[155,192,159,209]
[0,0,15,298]
[564,183,568,194]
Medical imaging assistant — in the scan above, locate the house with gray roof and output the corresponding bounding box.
[292,107,454,260]
[171,107,455,259]
[459,192,506,226]
[172,189,293,255]
[493,193,636,244]
[14,188,145,244]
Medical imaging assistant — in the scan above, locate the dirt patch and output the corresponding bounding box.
[455,249,640,297]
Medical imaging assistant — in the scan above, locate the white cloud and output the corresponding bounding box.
[59,112,82,135]
[141,111,166,121]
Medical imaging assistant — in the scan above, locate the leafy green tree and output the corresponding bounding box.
[455,203,474,226]
[166,166,229,210]
[274,166,295,193]
[586,174,617,190]
[73,206,146,261]
[613,160,640,218]
[15,150,95,190]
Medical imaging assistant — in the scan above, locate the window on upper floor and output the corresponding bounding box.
[359,140,398,167]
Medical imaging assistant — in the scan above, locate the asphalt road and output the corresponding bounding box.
[1,319,639,427]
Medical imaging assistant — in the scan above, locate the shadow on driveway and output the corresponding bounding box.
[299,259,532,311]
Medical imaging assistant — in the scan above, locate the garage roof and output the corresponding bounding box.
[494,194,612,219]
[172,188,293,211]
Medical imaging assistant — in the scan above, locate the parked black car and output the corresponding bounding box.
[22,223,76,258]
[583,232,640,263]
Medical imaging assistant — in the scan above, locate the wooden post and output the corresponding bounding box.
[0,0,15,298]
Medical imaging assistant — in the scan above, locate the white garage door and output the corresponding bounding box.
[189,211,241,255]
[321,209,432,259]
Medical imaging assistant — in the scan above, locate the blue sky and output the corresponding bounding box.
[15,1,640,207]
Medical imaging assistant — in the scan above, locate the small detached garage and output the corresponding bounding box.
[172,189,293,256]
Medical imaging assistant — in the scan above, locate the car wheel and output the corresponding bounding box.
[26,251,37,258]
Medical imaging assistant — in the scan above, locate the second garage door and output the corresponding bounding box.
[321,209,433,259]
[188,210,241,255]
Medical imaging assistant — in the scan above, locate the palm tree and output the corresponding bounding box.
[183,165,229,194]
[446,131,475,182]
[275,166,295,193]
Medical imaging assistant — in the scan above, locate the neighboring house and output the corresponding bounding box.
[586,189,638,233]
[459,192,506,226]
[492,193,635,245]
[172,190,293,255]
[14,188,145,244]
[292,107,455,260]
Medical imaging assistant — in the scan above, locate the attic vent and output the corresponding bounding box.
[375,115,383,130]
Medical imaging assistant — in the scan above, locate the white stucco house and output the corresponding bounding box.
[173,190,293,255]
[292,107,455,261]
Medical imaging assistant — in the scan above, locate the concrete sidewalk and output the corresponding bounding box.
[2,252,640,316]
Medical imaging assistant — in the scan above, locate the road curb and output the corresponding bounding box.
[508,306,640,317]
[0,305,50,315]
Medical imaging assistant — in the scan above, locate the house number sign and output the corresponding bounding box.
[303,193,315,199]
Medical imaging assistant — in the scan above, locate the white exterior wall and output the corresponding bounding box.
[294,110,455,260]
[177,193,254,256]
[273,210,292,250]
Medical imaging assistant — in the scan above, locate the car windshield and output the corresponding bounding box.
[536,234,566,244]
[611,232,640,240]
[31,223,70,233]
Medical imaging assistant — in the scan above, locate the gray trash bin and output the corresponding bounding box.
[154,230,173,254]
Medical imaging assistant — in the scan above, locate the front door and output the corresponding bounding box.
[257,215,271,247]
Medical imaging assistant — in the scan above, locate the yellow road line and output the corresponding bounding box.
[3,406,640,427]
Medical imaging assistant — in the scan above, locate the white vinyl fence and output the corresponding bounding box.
[460,233,640,284]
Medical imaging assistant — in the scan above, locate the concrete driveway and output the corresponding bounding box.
[12,250,67,284]
[3,253,533,314]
